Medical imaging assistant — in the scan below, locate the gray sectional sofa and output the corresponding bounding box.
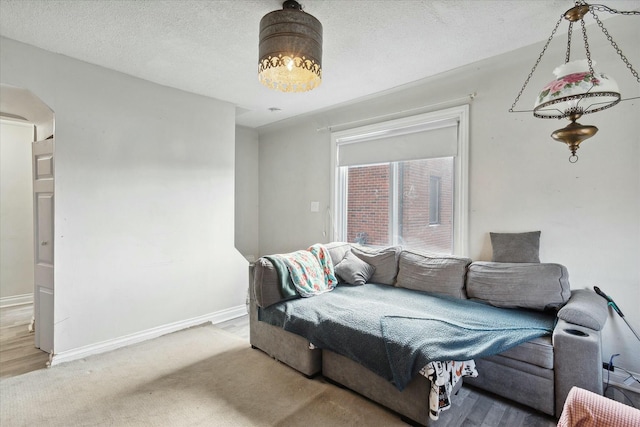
[249,241,609,426]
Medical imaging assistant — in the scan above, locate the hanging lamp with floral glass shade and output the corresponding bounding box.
[509,1,639,163]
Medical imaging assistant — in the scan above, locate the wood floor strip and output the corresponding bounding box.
[0,304,48,379]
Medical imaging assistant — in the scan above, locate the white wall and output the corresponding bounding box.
[259,120,333,255]
[256,17,640,373]
[1,37,248,356]
[0,119,34,302]
[235,126,259,260]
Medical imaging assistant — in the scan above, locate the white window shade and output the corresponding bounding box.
[337,118,458,167]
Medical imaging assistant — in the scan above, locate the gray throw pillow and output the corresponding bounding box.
[351,245,401,285]
[325,241,352,269]
[334,250,376,286]
[490,231,541,263]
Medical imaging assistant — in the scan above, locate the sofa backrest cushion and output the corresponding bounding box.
[466,261,571,311]
[351,245,401,285]
[334,250,376,286]
[396,249,472,298]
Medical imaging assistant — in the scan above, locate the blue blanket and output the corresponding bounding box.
[260,284,556,390]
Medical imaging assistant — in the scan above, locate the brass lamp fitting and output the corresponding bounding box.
[550,113,598,162]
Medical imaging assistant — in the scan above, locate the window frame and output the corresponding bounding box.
[330,105,469,256]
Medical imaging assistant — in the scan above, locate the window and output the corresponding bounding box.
[331,106,468,255]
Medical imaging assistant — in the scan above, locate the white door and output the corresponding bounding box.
[32,138,54,353]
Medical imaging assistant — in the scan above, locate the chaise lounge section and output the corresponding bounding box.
[249,242,609,425]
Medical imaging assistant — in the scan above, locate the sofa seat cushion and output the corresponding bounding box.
[396,249,471,298]
[495,336,554,370]
[466,356,555,416]
[260,284,556,390]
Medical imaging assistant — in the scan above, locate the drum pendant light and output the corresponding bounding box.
[258,0,323,93]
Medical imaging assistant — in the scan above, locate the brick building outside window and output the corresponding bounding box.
[345,157,453,254]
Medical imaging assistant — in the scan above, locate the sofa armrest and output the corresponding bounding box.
[252,242,352,307]
[251,258,289,308]
[557,289,608,331]
[553,319,604,417]
[248,263,322,377]
[553,290,608,416]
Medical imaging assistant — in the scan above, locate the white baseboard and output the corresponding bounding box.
[0,293,33,308]
[50,304,247,366]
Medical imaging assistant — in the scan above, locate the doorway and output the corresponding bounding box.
[0,84,55,370]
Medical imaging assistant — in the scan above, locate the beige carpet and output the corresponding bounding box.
[0,324,407,426]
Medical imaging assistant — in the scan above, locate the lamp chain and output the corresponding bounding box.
[580,18,596,79]
[590,4,640,16]
[589,7,640,83]
[565,21,573,63]
[509,15,564,113]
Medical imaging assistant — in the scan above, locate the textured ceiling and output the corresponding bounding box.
[1,0,639,129]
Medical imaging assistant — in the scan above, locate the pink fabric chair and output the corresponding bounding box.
[558,386,640,427]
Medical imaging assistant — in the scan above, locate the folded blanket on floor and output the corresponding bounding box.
[260,284,556,390]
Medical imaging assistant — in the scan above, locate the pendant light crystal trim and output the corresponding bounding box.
[258,0,323,93]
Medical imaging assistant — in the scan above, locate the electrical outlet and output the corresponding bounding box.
[603,362,615,372]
